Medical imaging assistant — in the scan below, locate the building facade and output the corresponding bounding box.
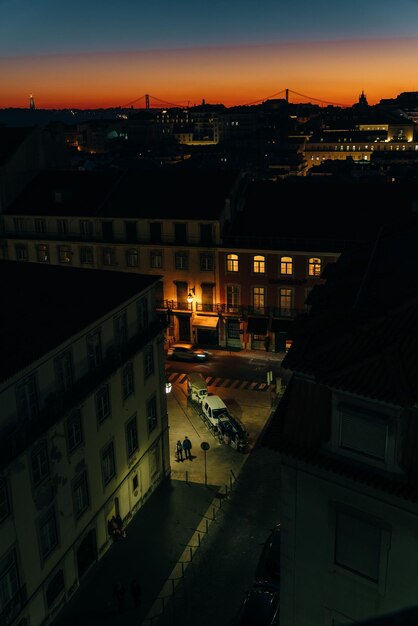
[0,261,168,626]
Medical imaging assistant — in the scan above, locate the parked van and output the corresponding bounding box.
[187,372,208,404]
[202,395,229,427]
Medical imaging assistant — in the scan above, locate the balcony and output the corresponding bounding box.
[0,318,167,473]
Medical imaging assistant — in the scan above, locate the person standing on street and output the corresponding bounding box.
[176,440,183,462]
[131,580,142,608]
[113,582,125,613]
[183,436,192,460]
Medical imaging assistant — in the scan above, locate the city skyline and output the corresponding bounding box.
[2,0,418,109]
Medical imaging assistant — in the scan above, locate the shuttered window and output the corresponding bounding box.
[335,511,381,582]
[339,408,387,461]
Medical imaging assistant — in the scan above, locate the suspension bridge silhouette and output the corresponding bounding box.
[118,89,350,110]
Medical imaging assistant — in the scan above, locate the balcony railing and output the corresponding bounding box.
[0,318,167,473]
[158,301,305,319]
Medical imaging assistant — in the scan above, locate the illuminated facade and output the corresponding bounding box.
[0,261,168,626]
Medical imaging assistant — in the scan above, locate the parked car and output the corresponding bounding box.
[187,372,209,404]
[167,342,208,361]
[235,582,280,625]
[254,525,281,586]
[201,394,229,427]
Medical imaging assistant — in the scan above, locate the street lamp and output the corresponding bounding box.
[187,286,195,304]
[165,381,172,394]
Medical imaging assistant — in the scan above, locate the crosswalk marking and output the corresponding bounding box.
[165,371,269,391]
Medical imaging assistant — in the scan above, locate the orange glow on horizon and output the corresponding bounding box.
[1,37,418,109]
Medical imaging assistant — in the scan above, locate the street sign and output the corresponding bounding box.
[200,442,210,451]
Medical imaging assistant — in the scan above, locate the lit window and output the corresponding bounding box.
[226,254,239,272]
[252,286,265,313]
[280,256,293,275]
[279,288,293,316]
[253,255,265,274]
[308,257,321,277]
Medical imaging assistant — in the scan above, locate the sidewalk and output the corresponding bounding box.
[52,378,277,626]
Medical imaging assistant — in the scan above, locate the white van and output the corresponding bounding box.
[201,395,229,427]
[187,373,208,404]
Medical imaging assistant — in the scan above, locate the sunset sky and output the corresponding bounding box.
[2,0,418,109]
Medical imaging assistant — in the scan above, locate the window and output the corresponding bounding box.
[86,329,102,370]
[38,507,58,560]
[174,223,187,244]
[280,256,293,275]
[199,223,213,244]
[126,248,139,267]
[226,285,239,312]
[101,441,116,486]
[57,219,68,235]
[149,442,161,480]
[72,472,89,519]
[55,349,73,394]
[125,221,137,243]
[101,221,114,240]
[252,286,265,313]
[31,441,49,487]
[102,247,116,266]
[126,415,138,458]
[0,479,10,522]
[96,385,111,424]
[13,218,25,233]
[16,375,38,421]
[253,255,265,274]
[279,288,293,316]
[308,257,322,277]
[35,218,46,234]
[147,395,158,433]
[46,569,64,608]
[149,222,162,243]
[79,220,93,239]
[144,345,154,379]
[137,297,149,333]
[226,254,239,273]
[122,362,134,399]
[80,247,93,265]
[0,549,20,614]
[334,509,383,582]
[200,252,214,271]
[227,318,240,340]
[66,410,83,454]
[150,250,163,269]
[15,245,28,261]
[58,245,72,263]
[114,312,127,349]
[37,244,49,263]
[174,251,189,270]
[338,406,388,461]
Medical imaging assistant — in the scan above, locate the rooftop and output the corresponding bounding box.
[0,261,160,382]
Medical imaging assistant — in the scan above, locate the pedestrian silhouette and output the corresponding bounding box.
[131,580,141,608]
[113,582,125,613]
[176,440,183,462]
[183,436,192,460]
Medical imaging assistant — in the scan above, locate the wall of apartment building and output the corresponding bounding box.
[280,460,418,626]
[0,285,169,626]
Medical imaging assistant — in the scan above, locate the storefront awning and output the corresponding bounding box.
[192,316,219,329]
[246,317,268,334]
[270,318,294,334]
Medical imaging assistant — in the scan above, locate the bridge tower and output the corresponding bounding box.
[285,88,289,103]
[145,94,150,110]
